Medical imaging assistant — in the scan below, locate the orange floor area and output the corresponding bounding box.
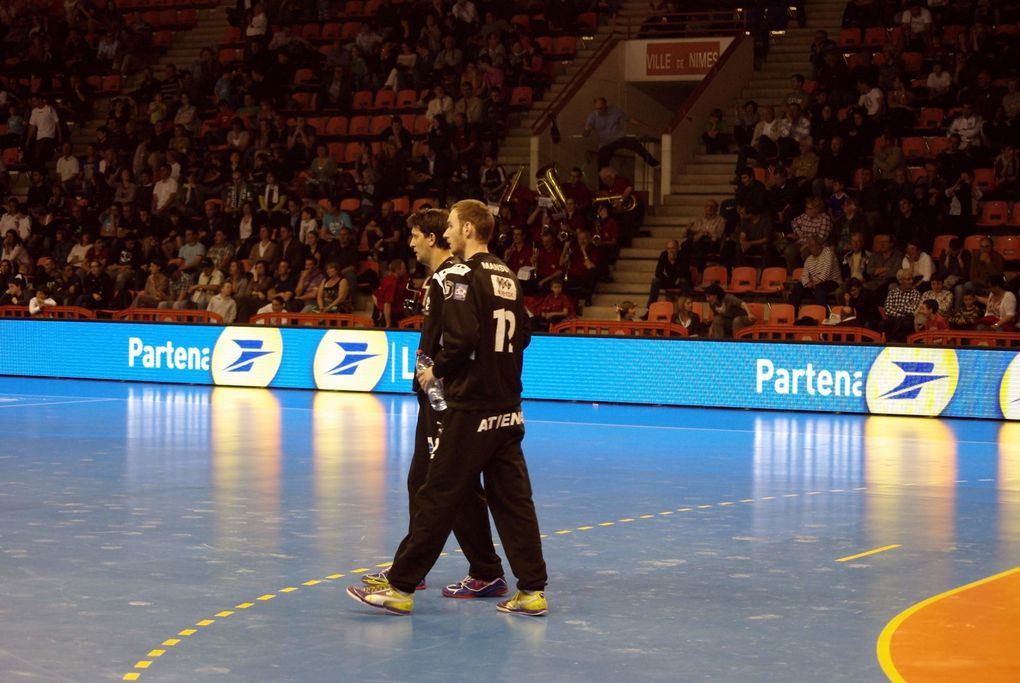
[879,566,1020,682]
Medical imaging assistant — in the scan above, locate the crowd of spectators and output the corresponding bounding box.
[664,0,1020,340]
[0,0,626,325]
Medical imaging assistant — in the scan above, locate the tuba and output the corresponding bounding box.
[535,163,568,213]
[498,166,525,209]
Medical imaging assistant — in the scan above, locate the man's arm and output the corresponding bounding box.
[432,270,480,380]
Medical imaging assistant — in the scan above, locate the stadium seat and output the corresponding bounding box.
[509,86,533,108]
[510,14,530,31]
[340,198,361,212]
[301,23,321,41]
[977,201,1008,227]
[411,115,430,135]
[327,142,345,162]
[399,114,415,130]
[348,115,371,136]
[902,52,924,73]
[321,23,342,40]
[648,301,674,322]
[152,31,173,49]
[743,302,764,322]
[995,24,1018,35]
[390,196,410,215]
[412,197,434,212]
[374,89,396,110]
[900,137,927,160]
[370,115,391,135]
[553,36,577,59]
[973,168,996,193]
[942,25,966,43]
[863,27,886,47]
[726,267,757,294]
[931,234,955,260]
[917,108,944,129]
[838,28,861,47]
[799,304,827,322]
[291,92,315,110]
[534,36,553,54]
[577,11,597,34]
[325,116,349,137]
[696,265,728,291]
[908,167,925,182]
[341,22,362,40]
[306,117,327,136]
[352,90,374,111]
[395,89,418,109]
[768,303,795,325]
[926,136,950,156]
[1011,205,1020,226]
[994,235,1020,260]
[964,234,988,252]
[293,68,315,85]
[343,141,364,163]
[754,267,788,294]
[344,0,364,14]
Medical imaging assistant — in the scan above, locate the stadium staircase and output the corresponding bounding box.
[586,0,848,320]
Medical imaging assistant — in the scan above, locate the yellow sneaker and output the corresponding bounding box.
[346,583,414,615]
[496,590,548,616]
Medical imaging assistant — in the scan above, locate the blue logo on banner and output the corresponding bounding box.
[223,339,275,373]
[328,342,378,376]
[879,362,948,400]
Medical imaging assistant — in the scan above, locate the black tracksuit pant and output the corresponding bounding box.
[386,405,547,595]
[391,393,505,583]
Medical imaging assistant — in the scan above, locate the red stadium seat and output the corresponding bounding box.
[917,108,944,129]
[926,136,950,156]
[411,115,430,135]
[696,265,727,291]
[412,197,435,212]
[325,116,349,137]
[395,89,418,109]
[1011,205,1020,226]
[340,198,361,212]
[291,92,316,110]
[964,234,987,252]
[348,115,371,136]
[327,141,345,161]
[900,137,927,159]
[390,196,410,215]
[374,89,395,110]
[973,168,996,193]
[977,201,1009,227]
[341,21,362,40]
[306,117,328,136]
[344,0,365,15]
[293,68,315,85]
[942,25,966,44]
[352,90,374,111]
[863,27,887,47]
[534,36,553,54]
[509,86,533,108]
[799,304,827,323]
[370,115,391,135]
[902,52,924,73]
[553,36,577,59]
[322,23,342,40]
[839,28,861,47]
[301,23,321,41]
[578,11,597,34]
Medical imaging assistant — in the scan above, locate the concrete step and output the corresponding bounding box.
[614,259,656,273]
[691,153,737,164]
[644,214,698,226]
[678,162,735,175]
[610,269,661,284]
[669,183,733,195]
[579,305,621,319]
[662,194,729,206]
[673,173,733,185]
[619,247,662,259]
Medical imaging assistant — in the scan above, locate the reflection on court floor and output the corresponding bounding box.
[0,378,1014,682]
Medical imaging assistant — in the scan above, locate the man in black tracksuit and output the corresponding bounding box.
[349,199,548,616]
[360,208,508,597]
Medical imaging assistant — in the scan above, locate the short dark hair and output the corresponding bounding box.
[411,208,450,249]
[704,284,725,299]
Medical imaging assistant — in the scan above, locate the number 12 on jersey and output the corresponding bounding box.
[493,309,516,352]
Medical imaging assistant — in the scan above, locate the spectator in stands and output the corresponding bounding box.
[530,230,564,296]
[784,197,832,271]
[949,291,982,329]
[131,260,170,308]
[179,258,223,310]
[735,204,775,267]
[880,268,923,341]
[839,230,871,288]
[704,284,756,339]
[902,240,935,288]
[530,277,575,331]
[944,170,982,234]
[733,101,759,149]
[646,239,689,311]
[842,277,880,329]
[75,260,112,311]
[891,196,927,249]
[3,274,30,307]
[994,144,1019,199]
[779,105,811,163]
[917,273,953,323]
[29,287,58,316]
[925,62,953,107]
[948,102,986,159]
[309,262,352,314]
[873,130,905,184]
[791,236,841,312]
[702,108,729,154]
[683,199,726,271]
[562,229,599,307]
[152,164,178,216]
[864,234,902,297]
[917,299,949,331]
[293,256,325,312]
[583,97,660,170]
[737,105,783,171]
[672,296,705,336]
[207,281,237,324]
[901,1,933,51]
[976,275,1017,331]
[734,167,767,216]
[937,135,967,183]
[25,95,61,172]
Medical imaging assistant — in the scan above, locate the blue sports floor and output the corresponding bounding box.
[0,377,1017,682]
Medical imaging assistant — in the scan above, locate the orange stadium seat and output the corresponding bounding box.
[942,25,966,43]
[374,89,395,110]
[995,236,1020,260]
[964,234,988,252]
[553,36,577,59]
[291,92,316,110]
[696,265,727,291]
[390,196,410,214]
[973,168,996,193]
[301,23,321,41]
[754,267,788,294]
[768,303,795,325]
[900,137,927,159]
[322,23,342,40]
[917,108,944,129]
[799,304,827,322]
[306,117,327,136]
[1011,205,1020,226]
[341,22,362,40]
[647,301,674,321]
[902,52,924,73]
[926,136,950,156]
[931,234,955,260]
[977,201,1008,226]
[863,27,887,47]
[839,28,861,47]
[370,115,391,135]
[352,90,374,111]
[348,115,371,136]
[395,89,418,109]
[327,141,344,161]
[509,86,533,108]
[726,266,757,294]
[293,68,315,85]
[745,302,766,321]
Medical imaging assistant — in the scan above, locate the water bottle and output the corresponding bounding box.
[416,351,447,411]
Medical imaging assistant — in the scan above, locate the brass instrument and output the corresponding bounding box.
[591,215,602,246]
[535,162,568,213]
[593,192,638,212]
[497,165,525,208]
